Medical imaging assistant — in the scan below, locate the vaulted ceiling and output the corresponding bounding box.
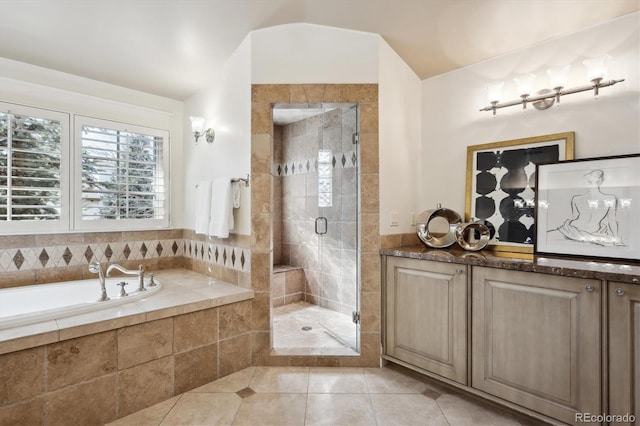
[0,0,637,100]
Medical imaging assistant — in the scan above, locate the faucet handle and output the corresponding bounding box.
[117,281,128,297]
[147,273,156,287]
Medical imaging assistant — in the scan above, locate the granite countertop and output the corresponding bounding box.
[380,245,640,284]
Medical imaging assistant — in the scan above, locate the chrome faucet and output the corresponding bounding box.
[88,261,110,301]
[106,263,146,292]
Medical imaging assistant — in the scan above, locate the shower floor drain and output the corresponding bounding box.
[301,326,313,331]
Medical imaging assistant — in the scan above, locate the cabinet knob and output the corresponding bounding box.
[456,268,464,275]
[585,285,594,293]
[615,288,625,296]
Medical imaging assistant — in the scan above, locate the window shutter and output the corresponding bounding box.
[0,111,63,222]
[79,120,167,223]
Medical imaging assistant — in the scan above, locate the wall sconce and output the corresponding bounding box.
[480,55,624,116]
[189,116,215,144]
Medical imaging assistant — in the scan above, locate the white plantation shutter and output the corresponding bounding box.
[75,116,169,229]
[0,103,70,233]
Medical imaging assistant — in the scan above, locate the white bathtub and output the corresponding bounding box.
[0,277,161,330]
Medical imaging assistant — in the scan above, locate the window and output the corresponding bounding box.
[0,102,170,234]
[74,116,169,230]
[0,103,70,233]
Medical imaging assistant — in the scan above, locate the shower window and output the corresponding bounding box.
[318,149,333,207]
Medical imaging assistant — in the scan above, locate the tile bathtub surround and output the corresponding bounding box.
[0,270,254,424]
[252,84,381,367]
[0,229,251,288]
[107,364,541,426]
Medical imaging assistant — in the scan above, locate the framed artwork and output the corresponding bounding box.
[465,132,575,254]
[535,154,640,261]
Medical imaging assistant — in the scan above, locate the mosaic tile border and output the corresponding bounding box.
[273,149,357,177]
[0,238,250,273]
[183,239,250,272]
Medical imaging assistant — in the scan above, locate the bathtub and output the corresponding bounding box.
[0,277,161,330]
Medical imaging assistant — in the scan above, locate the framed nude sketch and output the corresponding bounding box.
[465,132,575,254]
[535,154,640,261]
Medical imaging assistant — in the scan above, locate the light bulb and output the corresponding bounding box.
[189,116,205,134]
[486,82,504,104]
[583,54,611,82]
[513,73,536,97]
[547,65,571,90]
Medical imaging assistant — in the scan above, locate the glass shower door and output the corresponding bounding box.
[315,104,360,352]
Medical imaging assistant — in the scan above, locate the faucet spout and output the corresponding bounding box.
[106,263,146,292]
[89,261,109,301]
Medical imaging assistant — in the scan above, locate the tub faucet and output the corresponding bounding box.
[88,261,110,302]
[106,263,146,292]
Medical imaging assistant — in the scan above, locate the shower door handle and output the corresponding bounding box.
[315,217,328,235]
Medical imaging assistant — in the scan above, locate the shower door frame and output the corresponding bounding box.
[272,103,361,354]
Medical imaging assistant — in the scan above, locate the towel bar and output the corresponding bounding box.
[196,174,250,188]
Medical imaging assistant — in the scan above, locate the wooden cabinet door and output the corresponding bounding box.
[385,257,467,384]
[609,281,640,425]
[472,267,601,425]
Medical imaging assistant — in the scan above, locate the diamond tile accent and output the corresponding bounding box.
[39,248,49,267]
[140,242,148,258]
[215,247,219,262]
[123,244,131,260]
[84,245,94,263]
[172,241,178,255]
[236,387,256,399]
[104,244,113,261]
[241,251,246,269]
[341,154,347,167]
[62,247,73,265]
[207,245,212,261]
[222,248,227,265]
[231,249,236,267]
[13,249,25,270]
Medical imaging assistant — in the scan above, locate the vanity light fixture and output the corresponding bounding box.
[480,55,624,116]
[189,116,215,144]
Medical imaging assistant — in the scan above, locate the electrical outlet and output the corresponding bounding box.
[411,212,418,226]
[390,211,399,227]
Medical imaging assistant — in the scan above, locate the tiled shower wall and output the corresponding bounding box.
[273,107,358,315]
[0,229,250,289]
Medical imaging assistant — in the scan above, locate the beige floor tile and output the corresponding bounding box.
[190,366,256,393]
[159,393,241,426]
[308,367,367,393]
[436,393,523,425]
[364,367,428,394]
[370,393,449,426]
[249,366,310,393]
[305,393,376,426]
[232,393,307,426]
[106,395,179,426]
[273,302,357,353]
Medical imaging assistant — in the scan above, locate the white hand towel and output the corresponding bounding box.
[209,177,234,238]
[194,180,212,235]
[232,181,241,209]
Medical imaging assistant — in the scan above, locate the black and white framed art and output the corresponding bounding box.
[465,132,575,254]
[535,154,640,261]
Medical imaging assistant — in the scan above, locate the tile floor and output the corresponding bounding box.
[107,363,541,426]
[273,302,358,356]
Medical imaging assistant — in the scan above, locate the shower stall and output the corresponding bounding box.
[271,103,360,355]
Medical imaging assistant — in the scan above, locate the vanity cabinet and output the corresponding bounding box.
[384,257,468,384]
[608,281,640,425]
[471,267,601,425]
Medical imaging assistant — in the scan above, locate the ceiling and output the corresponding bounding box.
[0,0,638,100]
